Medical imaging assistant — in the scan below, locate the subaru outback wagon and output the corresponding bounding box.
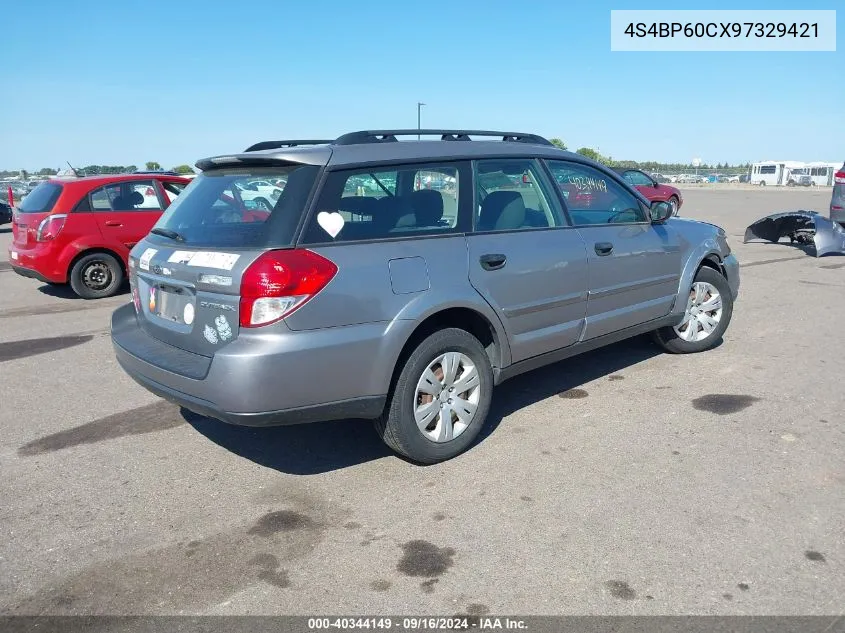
[111,130,740,463]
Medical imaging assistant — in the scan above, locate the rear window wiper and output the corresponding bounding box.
[150,227,186,242]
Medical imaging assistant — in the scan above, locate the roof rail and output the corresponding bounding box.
[244,139,334,152]
[333,129,553,146]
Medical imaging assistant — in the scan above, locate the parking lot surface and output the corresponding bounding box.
[1,187,842,616]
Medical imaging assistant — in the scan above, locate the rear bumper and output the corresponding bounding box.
[10,263,55,284]
[111,303,395,426]
[7,245,67,283]
[118,360,386,426]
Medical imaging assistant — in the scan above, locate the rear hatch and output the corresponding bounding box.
[12,182,64,248]
[128,163,323,358]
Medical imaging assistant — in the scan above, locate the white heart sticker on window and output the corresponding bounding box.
[317,211,344,238]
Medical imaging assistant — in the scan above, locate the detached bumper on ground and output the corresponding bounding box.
[743,211,845,257]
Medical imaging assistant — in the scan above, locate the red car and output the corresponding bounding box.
[8,173,190,298]
[615,169,683,216]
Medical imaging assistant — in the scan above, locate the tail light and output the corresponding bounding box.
[35,214,67,241]
[239,249,338,328]
[145,187,155,196]
[834,170,845,184]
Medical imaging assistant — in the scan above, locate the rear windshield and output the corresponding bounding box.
[17,182,63,213]
[151,165,319,247]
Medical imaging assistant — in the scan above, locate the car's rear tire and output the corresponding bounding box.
[652,266,733,354]
[254,197,271,211]
[374,328,494,464]
[669,196,680,216]
[69,252,124,299]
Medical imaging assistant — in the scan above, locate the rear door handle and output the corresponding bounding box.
[594,242,614,256]
[479,253,507,271]
[105,220,122,227]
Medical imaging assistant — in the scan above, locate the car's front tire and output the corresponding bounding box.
[669,196,680,216]
[69,252,124,299]
[652,266,733,354]
[374,328,494,464]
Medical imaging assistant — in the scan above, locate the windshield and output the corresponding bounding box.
[152,165,320,247]
[17,182,63,213]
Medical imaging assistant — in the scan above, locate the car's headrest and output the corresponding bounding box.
[478,191,526,231]
[410,189,444,226]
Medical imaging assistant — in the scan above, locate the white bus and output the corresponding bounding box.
[801,162,840,186]
[749,161,805,186]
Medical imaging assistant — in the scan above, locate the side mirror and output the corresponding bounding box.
[653,179,660,187]
[650,200,673,223]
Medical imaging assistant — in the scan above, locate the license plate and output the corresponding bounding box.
[10,251,18,260]
[152,286,192,323]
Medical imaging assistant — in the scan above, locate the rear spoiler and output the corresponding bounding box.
[196,149,331,172]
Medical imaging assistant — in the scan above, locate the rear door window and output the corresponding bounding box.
[90,186,115,210]
[301,162,466,244]
[151,164,320,248]
[89,180,163,211]
[474,159,565,231]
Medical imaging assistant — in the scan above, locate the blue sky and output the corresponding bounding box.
[1,0,842,170]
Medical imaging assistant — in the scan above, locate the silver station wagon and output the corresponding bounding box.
[111,129,740,463]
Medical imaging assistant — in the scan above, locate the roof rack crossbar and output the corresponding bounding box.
[244,139,334,152]
[333,129,553,146]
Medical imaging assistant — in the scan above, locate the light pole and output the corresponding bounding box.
[417,102,425,139]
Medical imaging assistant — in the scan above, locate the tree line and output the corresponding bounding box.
[1,162,195,179]
[548,139,749,173]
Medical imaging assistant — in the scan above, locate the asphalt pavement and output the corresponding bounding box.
[0,187,842,616]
